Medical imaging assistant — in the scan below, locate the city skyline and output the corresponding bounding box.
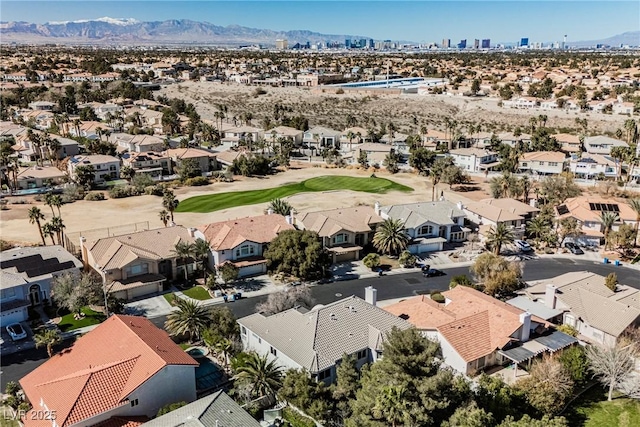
[2,1,638,44]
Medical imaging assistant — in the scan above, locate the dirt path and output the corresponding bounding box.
[0,167,488,245]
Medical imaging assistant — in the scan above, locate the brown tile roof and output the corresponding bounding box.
[464,201,524,223]
[199,214,294,251]
[20,315,197,427]
[165,148,216,160]
[384,295,456,329]
[87,226,196,270]
[297,206,383,237]
[556,197,637,223]
[478,198,540,216]
[520,151,567,163]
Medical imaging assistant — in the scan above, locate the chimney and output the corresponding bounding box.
[544,284,557,309]
[267,207,274,215]
[374,201,381,216]
[456,201,463,211]
[288,209,295,225]
[187,227,196,238]
[520,312,531,342]
[79,236,89,271]
[365,286,377,306]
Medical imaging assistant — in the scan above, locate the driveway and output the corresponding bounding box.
[0,321,35,356]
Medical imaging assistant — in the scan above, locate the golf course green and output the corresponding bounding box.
[175,175,414,213]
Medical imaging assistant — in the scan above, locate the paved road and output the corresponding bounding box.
[2,258,638,389]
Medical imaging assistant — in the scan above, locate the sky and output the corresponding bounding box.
[1,1,638,43]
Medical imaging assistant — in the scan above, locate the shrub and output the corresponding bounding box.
[131,173,155,190]
[557,324,578,337]
[184,176,210,186]
[398,250,416,267]
[108,185,141,199]
[431,292,445,303]
[84,192,105,201]
[336,88,345,94]
[62,184,84,202]
[362,253,381,269]
[144,184,165,196]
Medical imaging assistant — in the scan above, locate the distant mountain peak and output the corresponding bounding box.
[46,17,140,26]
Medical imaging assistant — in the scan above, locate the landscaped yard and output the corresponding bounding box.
[565,385,640,427]
[57,307,106,332]
[181,285,212,300]
[176,175,414,213]
[163,293,176,305]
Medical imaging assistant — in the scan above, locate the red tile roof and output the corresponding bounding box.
[91,416,149,427]
[199,214,295,251]
[20,315,198,427]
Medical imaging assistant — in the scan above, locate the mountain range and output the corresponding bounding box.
[0,17,370,46]
[0,17,637,48]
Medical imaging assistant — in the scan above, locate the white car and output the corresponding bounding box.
[514,240,533,252]
[6,323,27,341]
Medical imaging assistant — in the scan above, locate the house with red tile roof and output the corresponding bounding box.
[384,286,568,376]
[197,213,295,277]
[20,315,198,427]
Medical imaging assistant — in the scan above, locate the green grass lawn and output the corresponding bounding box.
[163,293,176,305]
[57,307,106,332]
[181,285,212,300]
[565,385,640,427]
[282,407,316,427]
[176,175,414,213]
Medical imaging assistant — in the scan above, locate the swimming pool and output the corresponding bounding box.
[195,358,224,391]
[187,347,207,358]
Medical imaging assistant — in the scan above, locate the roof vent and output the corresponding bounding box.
[330,313,337,320]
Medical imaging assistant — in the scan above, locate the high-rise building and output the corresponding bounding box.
[345,39,351,49]
[474,39,480,49]
[457,39,467,49]
[359,38,367,49]
[368,39,375,49]
[482,39,490,49]
[275,39,288,50]
[520,37,529,47]
[442,38,451,48]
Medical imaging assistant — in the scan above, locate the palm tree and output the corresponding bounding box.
[42,222,56,245]
[234,352,283,399]
[173,241,195,283]
[629,198,640,246]
[28,207,47,246]
[526,216,548,247]
[159,209,170,227]
[50,216,65,246]
[164,298,210,342]
[34,328,62,358]
[486,223,515,255]
[162,190,179,223]
[373,218,409,256]
[268,198,293,216]
[600,211,620,250]
[192,238,211,280]
[50,194,63,217]
[44,192,56,216]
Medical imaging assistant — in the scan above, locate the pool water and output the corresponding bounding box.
[195,358,224,391]
[187,348,206,358]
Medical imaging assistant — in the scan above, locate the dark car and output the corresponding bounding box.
[565,242,584,255]
[423,268,445,278]
[420,265,431,273]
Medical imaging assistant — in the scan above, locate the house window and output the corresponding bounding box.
[565,314,576,328]
[333,233,348,244]
[317,369,331,381]
[356,349,367,360]
[128,263,149,277]
[270,346,277,356]
[549,162,558,167]
[130,399,139,407]
[539,161,545,166]
[241,326,246,336]
[236,244,255,258]
[252,333,262,344]
[477,356,486,369]
[521,162,528,167]
[419,225,433,235]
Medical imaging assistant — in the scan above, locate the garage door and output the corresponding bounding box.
[1,307,28,325]
[240,263,266,277]
[128,283,161,300]
[335,252,357,263]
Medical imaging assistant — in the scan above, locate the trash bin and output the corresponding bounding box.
[603,257,609,264]
[614,260,621,266]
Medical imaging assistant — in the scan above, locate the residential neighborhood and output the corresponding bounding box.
[2,11,640,427]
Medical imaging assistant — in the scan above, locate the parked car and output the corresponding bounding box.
[420,265,431,273]
[6,323,27,341]
[565,242,584,255]
[423,268,445,278]
[514,240,533,252]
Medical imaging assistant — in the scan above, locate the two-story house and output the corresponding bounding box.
[267,126,304,146]
[68,154,121,184]
[1,246,83,324]
[354,143,393,164]
[123,152,172,178]
[197,214,295,278]
[165,148,218,174]
[385,286,569,377]
[239,288,410,384]
[377,201,468,253]
[516,272,640,347]
[113,133,166,153]
[80,226,198,300]
[448,148,499,173]
[569,154,617,179]
[554,197,638,246]
[222,125,264,146]
[518,151,567,175]
[553,133,582,154]
[584,135,629,155]
[20,315,199,427]
[295,206,384,263]
[304,126,342,149]
[462,198,539,240]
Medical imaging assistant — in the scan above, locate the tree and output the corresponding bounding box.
[51,272,103,316]
[161,108,180,134]
[383,152,401,174]
[441,163,469,189]
[74,164,95,189]
[527,215,551,247]
[204,306,240,341]
[586,341,638,401]
[430,157,455,201]
[162,189,179,222]
[609,223,636,254]
[157,401,187,417]
[558,345,589,385]
[358,150,369,168]
[443,402,493,427]
[264,229,330,281]
[538,174,581,205]
[34,328,62,358]
[409,147,436,175]
[471,252,523,297]
[516,355,574,415]
[471,79,481,96]
[474,374,528,424]
[42,222,56,245]
[255,286,313,315]
[28,206,47,246]
[362,253,381,269]
[268,198,293,216]
[498,415,568,427]
[530,128,561,152]
[159,209,170,227]
[279,369,332,421]
[629,198,640,246]
[373,218,409,256]
[172,241,194,283]
[398,250,416,267]
[600,211,620,249]
[120,165,135,183]
[219,262,239,284]
[234,352,284,400]
[164,298,210,342]
[191,238,211,280]
[556,217,581,249]
[605,272,618,291]
[178,158,202,182]
[486,223,515,255]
